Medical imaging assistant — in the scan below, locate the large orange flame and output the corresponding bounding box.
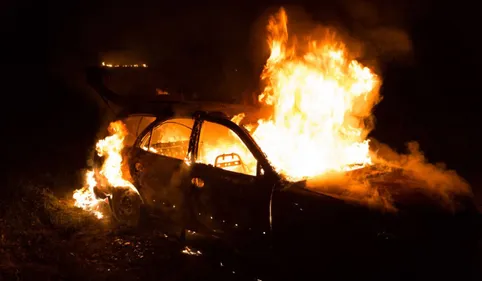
[247,8,381,180]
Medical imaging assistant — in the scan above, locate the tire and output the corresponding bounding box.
[109,186,142,227]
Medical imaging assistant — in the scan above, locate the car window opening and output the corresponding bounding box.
[198,121,257,176]
[139,118,259,176]
[141,118,194,160]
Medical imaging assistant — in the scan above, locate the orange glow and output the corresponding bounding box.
[73,121,139,219]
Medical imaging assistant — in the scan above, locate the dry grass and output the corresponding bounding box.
[0,181,106,280]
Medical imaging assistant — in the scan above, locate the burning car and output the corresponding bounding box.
[79,66,478,271]
[74,8,479,278]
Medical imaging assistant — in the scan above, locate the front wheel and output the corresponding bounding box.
[109,186,142,227]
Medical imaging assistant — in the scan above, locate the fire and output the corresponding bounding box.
[245,8,381,180]
[73,171,103,219]
[73,121,139,219]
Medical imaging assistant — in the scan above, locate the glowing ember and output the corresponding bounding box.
[245,8,381,180]
[181,246,202,256]
[73,121,139,219]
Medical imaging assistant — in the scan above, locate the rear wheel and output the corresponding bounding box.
[109,186,142,227]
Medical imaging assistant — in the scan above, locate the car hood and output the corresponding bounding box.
[273,170,478,245]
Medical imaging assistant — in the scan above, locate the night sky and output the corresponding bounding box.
[5,0,482,197]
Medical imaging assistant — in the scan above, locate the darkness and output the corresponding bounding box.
[5,1,482,195]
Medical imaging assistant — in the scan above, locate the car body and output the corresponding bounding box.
[87,67,480,279]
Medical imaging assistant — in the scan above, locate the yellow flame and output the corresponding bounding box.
[73,171,103,219]
[246,8,380,180]
[73,121,139,219]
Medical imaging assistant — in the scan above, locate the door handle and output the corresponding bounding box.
[191,177,205,188]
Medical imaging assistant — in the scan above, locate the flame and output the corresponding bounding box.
[73,171,103,219]
[244,8,380,180]
[73,121,139,219]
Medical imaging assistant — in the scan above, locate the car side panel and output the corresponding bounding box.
[130,147,188,224]
[188,163,272,252]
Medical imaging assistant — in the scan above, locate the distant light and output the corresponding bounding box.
[101,62,147,68]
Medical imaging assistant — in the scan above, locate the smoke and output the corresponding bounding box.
[250,2,414,75]
[371,140,472,207]
[306,170,396,212]
[306,140,473,213]
[338,0,414,64]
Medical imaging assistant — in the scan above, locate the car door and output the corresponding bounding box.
[188,118,272,252]
[129,117,194,225]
